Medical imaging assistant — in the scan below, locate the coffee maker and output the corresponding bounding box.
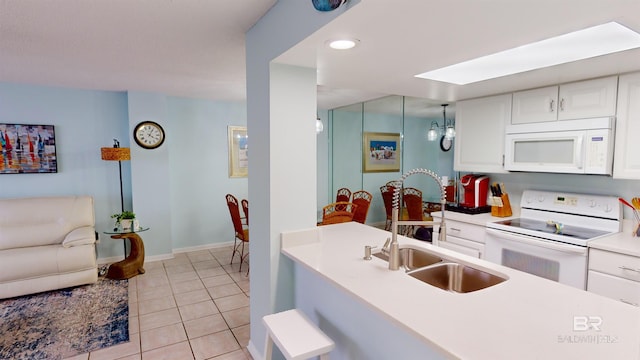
[459,174,489,208]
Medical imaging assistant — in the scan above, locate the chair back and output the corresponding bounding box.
[241,199,249,225]
[226,194,247,241]
[336,188,352,203]
[351,190,372,224]
[380,185,395,219]
[403,187,423,221]
[321,202,358,225]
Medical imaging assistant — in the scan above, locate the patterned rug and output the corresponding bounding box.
[0,278,129,360]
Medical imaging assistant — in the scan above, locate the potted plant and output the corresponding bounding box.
[111,211,137,232]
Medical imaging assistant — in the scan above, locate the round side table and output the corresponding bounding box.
[103,228,149,280]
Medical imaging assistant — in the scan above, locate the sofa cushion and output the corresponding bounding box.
[0,196,95,250]
[0,244,97,283]
[62,226,96,248]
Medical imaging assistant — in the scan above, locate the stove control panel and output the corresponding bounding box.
[553,195,579,206]
[522,190,622,221]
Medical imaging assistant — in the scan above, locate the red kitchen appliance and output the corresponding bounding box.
[460,175,489,208]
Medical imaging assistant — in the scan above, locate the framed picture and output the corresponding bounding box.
[363,132,401,173]
[0,123,57,174]
[228,126,248,178]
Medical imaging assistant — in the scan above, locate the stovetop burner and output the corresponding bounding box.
[486,190,622,247]
[492,218,610,241]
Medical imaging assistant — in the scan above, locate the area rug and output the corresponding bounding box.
[0,278,129,360]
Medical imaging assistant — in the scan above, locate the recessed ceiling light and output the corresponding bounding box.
[415,22,640,85]
[327,39,359,50]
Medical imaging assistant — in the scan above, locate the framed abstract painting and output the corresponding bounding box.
[0,123,57,174]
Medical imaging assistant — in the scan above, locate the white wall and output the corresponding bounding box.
[245,0,360,357]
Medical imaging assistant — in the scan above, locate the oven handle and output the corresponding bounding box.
[486,228,587,254]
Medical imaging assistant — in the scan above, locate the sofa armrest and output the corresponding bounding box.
[62,226,96,248]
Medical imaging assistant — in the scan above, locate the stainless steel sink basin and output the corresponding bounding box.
[408,262,507,293]
[373,247,442,270]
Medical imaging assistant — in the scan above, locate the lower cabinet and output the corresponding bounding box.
[587,248,640,307]
[433,219,485,259]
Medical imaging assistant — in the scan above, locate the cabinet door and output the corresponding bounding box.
[439,235,483,258]
[558,76,618,120]
[454,94,511,173]
[613,72,640,179]
[588,270,640,307]
[511,86,558,124]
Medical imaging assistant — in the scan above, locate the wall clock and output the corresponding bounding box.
[134,121,165,149]
[440,135,452,152]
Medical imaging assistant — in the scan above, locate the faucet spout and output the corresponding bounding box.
[388,168,447,271]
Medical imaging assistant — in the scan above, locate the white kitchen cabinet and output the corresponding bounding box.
[433,218,486,259]
[511,86,559,124]
[613,72,640,179]
[454,94,511,173]
[587,248,640,307]
[511,76,618,124]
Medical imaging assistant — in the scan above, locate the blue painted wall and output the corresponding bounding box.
[0,82,247,260]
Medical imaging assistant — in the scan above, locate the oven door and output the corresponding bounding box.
[485,228,588,289]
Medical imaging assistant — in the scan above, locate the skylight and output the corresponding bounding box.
[415,22,640,85]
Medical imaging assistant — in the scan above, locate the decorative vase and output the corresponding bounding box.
[120,219,134,232]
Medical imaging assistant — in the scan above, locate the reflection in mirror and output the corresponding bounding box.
[324,95,455,226]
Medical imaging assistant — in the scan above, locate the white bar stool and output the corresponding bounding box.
[263,309,335,360]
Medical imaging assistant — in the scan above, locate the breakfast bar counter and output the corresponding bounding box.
[281,222,640,360]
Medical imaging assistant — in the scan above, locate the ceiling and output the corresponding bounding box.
[2,0,640,118]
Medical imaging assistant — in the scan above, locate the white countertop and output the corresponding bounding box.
[430,209,520,226]
[590,219,640,257]
[281,222,640,360]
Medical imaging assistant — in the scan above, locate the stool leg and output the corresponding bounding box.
[264,332,273,360]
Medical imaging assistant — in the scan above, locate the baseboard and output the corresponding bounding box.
[172,241,234,254]
[246,340,262,360]
[97,242,234,264]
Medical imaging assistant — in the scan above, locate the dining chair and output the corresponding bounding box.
[335,188,352,203]
[241,199,249,226]
[403,187,424,237]
[226,194,249,272]
[380,185,396,230]
[320,202,358,225]
[351,190,373,224]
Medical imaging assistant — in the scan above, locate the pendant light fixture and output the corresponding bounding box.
[427,104,455,141]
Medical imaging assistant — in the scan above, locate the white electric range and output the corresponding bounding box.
[485,190,622,289]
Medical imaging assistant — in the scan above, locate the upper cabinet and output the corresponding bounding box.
[613,72,640,179]
[454,94,511,173]
[511,76,618,124]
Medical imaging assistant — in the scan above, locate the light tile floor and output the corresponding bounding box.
[65,245,252,360]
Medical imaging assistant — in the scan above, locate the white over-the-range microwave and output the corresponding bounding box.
[504,117,615,175]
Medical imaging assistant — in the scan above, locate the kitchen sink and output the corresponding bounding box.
[408,262,507,293]
[373,247,442,270]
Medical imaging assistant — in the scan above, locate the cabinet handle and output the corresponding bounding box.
[549,99,555,112]
[619,265,640,273]
[559,98,565,111]
[450,227,461,232]
[620,299,639,307]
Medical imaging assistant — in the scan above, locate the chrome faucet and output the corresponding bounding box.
[386,168,447,270]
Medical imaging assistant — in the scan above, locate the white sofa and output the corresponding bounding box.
[0,196,98,299]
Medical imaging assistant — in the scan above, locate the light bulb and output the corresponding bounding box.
[445,126,456,139]
[427,127,438,141]
[316,118,324,134]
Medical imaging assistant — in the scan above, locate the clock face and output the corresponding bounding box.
[134,121,165,149]
[440,135,452,152]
